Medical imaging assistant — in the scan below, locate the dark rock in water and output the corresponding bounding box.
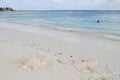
[0,7,15,12]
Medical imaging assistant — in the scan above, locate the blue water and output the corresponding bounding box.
[0,10,120,36]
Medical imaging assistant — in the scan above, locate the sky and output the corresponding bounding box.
[0,0,120,10]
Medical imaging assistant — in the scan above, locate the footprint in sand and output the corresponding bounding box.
[75,60,99,71]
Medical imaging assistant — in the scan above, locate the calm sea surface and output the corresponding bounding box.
[0,10,120,37]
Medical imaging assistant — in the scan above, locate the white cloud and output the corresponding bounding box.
[51,0,64,4]
[77,0,107,7]
[1,0,120,10]
[114,0,120,2]
[76,0,120,10]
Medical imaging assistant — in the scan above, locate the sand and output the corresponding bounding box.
[0,22,120,80]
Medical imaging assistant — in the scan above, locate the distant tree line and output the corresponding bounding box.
[0,7,15,11]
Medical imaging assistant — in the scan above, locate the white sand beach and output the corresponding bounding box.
[0,22,120,80]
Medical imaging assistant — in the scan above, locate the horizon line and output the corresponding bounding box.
[14,9,120,11]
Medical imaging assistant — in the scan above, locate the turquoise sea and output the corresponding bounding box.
[0,10,120,38]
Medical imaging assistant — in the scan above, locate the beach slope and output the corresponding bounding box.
[0,22,120,80]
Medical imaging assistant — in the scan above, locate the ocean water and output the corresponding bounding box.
[0,10,120,38]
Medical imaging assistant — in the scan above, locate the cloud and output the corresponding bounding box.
[76,0,120,10]
[1,0,120,10]
[77,0,107,7]
[51,0,64,4]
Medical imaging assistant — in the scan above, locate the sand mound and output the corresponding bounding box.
[17,53,47,70]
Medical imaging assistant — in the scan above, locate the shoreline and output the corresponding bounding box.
[0,21,120,42]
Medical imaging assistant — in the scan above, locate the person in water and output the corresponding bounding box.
[97,20,100,23]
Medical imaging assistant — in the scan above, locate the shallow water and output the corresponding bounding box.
[0,10,120,37]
